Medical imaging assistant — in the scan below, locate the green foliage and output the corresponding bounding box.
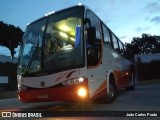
[0,21,24,58]
[125,34,160,60]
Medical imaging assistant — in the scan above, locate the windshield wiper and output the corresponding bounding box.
[25,39,40,73]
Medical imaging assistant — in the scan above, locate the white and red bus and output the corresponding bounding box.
[17,4,135,103]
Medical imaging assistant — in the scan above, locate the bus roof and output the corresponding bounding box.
[27,4,88,27]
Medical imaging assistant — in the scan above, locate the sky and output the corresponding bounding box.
[0,0,160,57]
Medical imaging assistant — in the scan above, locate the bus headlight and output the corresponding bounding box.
[73,77,84,84]
[17,75,22,82]
[78,87,87,98]
[18,84,27,91]
[66,80,72,85]
[62,77,85,86]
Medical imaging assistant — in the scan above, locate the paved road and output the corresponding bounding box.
[0,83,160,120]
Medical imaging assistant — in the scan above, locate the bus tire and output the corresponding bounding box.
[126,74,135,90]
[105,75,117,103]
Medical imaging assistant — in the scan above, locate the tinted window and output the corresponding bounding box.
[118,41,124,54]
[112,34,119,50]
[86,11,101,40]
[86,10,101,66]
[102,23,112,47]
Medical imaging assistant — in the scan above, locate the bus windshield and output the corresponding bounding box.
[19,7,84,75]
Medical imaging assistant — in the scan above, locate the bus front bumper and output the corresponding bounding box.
[17,81,89,103]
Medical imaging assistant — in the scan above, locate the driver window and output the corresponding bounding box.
[86,10,102,66]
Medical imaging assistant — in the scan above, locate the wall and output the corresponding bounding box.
[0,62,17,91]
[134,53,160,63]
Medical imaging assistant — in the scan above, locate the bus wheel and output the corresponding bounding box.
[126,74,135,90]
[105,77,117,103]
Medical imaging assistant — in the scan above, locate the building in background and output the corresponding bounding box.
[134,53,160,63]
[0,55,18,92]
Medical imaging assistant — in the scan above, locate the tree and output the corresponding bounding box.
[0,21,24,59]
[124,34,160,60]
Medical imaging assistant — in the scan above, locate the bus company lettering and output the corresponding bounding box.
[11,112,42,118]
[28,113,42,117]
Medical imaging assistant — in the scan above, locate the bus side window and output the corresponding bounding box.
[102,23,112,48]
[112,34,120,52]
[86,10,101,41]
[118,40,124,54]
